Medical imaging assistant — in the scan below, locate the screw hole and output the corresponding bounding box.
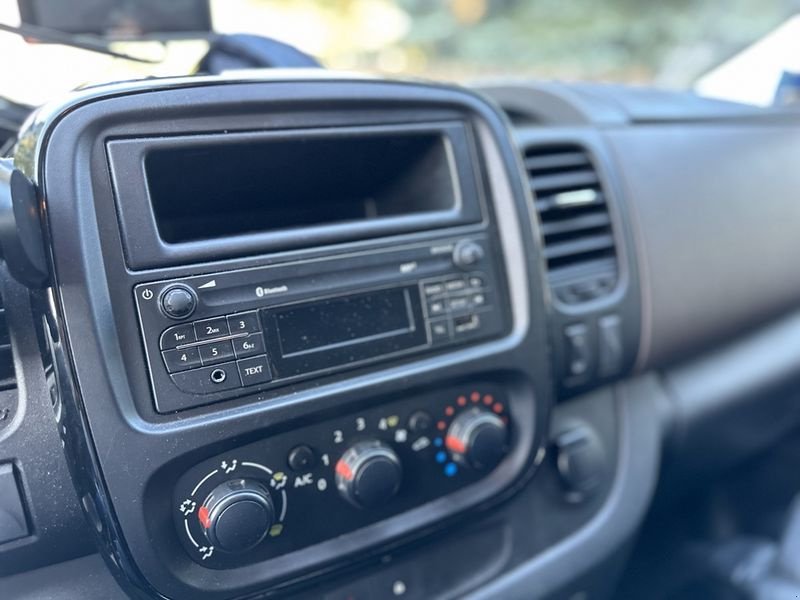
[210,369,227,384]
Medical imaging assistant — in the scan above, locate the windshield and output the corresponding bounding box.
[1,0,799,106]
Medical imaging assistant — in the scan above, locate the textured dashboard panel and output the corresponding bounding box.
[605,122,800,368]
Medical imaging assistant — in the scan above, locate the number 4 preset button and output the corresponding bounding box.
[162,347,201,373]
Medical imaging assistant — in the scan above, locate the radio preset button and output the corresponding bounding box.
[162,347,201,373]
[160,324,196,349]
[454,314,482,335]
[447,296,469,312]
[195,317,230,341]
[237,356,272,386]
[468,275,485,289]
[227,311,261,334]
[470,293,486,307]
[427,299,446,316]
[423,282,445,297]
[199,340,235,366]
[445,278,467,293]
[232,333,265,359]
[428,319,451,343]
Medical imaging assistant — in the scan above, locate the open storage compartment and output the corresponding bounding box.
[107,121,485,269]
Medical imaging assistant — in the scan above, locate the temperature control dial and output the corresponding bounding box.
[198,479,274,553]
[336,440,402,509]
[446,407,508,470]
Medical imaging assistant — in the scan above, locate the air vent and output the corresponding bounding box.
[0,293,16,390]
[524,144,618,304]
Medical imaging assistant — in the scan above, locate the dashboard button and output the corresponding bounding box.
[159,284,197,320]
[227,311,261,334]
[445,278,466,293]
[237,356,272,386]
[408,411,432,432]
[423,282,445,297]
[453,314,481,335]
[162,347,201,373]
[287,445,317,472]
[447,296,469,312]
[232,333,265,359]
[194,317,230,341]
[170,362,241,394]
[160,324,196,349]
[199,340,235,366]
[428,319,450,344]
[468,275,485,289]
[427,299,446,316]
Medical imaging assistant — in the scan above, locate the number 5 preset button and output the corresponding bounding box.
[198,340,235,366]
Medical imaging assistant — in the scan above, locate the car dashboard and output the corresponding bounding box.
[0,72,799,599]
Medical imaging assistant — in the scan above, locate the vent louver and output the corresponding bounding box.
[0,293,16,390]
[524,144,618,304]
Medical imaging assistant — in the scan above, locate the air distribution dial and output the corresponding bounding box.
[335,440,402,509]
[198,478,275,553]
[445,407,508,470]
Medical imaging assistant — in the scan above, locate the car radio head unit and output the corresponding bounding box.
[135,235,507,413]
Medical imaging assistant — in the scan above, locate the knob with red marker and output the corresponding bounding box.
[445,407,508,470]
[197,478,274,553]
[335,440,402,509]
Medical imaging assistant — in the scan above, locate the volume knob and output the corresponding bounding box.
[446,407,508,470]
[198,479,274,553]
[335,440,402,509]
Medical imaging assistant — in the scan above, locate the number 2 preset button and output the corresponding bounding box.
[162,347,201,373]
[198,340,235,366]
[237,356,273,386]
[194,317,230,341]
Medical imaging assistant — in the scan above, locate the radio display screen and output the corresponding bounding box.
[275,288,415,357]
[263,286,428,378]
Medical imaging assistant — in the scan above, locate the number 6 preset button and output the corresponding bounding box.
[194,317,230,341]
[198,340,235,366]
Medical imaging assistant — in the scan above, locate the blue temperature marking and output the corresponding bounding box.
[444,463,458,477]
[434,437,443,447]
[435,451,447,464]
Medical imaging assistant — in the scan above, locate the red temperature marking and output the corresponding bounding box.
[335,460,354,481]
[198,506,211,529]
[445,436,466,454]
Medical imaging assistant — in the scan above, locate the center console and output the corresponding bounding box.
[15,74,554,598]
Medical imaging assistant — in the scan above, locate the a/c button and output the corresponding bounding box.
[237,356,272,386]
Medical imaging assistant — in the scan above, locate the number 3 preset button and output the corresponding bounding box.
[237,356,273,386]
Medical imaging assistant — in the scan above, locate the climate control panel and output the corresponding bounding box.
[172,384,512,569]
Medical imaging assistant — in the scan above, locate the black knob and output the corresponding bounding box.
[553,423,606,503]
[453,240,485,270]
[160,284,197,320]
[446,407,508,470]
[198,479,274,553]
[335,440,402,509]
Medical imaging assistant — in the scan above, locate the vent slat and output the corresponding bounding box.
[542,234,615,260]
[529,170,599,193]
[540,212,612,236]
[524,152,591,172]
[524,144,618,304]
